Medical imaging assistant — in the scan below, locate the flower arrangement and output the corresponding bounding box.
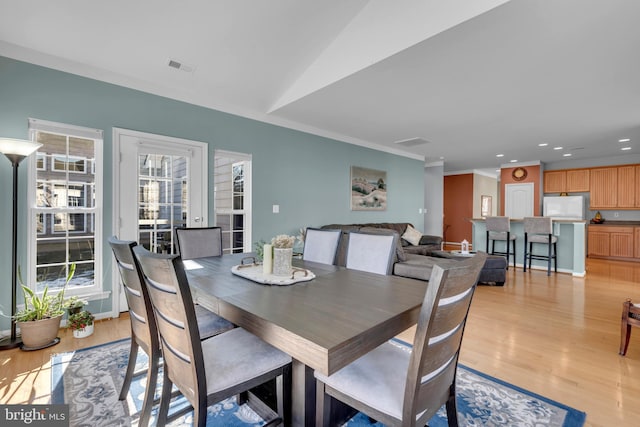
[67,310,94,331]
[271,234,296,249]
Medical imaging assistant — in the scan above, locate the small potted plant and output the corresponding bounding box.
[67,310,95,338]
[62,296,87,316]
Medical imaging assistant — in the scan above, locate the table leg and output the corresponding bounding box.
[291,359,315,427]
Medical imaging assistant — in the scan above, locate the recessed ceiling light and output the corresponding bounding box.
[510,159,517,163]
[621,147,632,151]
[553,146,563,150]
[496,154,504,157]
[563,153,572,157]
[538,143,548,147]
[619,138,631,143]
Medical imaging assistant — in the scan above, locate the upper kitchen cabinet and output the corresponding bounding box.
[618,165,636,208]
[543,169,589,193]
[590,167,618,208]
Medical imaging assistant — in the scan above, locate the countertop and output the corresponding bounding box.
[587,220,640,226]
[471,218,586,224]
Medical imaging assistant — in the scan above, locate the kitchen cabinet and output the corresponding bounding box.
[588,229,610,257]
[565,169,590,192]
[543,169,589,193]
[544,171,566,193]
[635,165,640,208]
[617,166,636,208]
[589,167,618,208]
[588,225,635,259]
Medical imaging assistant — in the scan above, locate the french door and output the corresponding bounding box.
[113,128,207,312]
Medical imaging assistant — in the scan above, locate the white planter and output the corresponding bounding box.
[272,247,293,276]
[73,324,94,338]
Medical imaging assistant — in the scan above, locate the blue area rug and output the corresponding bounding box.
[51,338,585,426]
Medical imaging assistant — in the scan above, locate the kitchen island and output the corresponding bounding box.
[470,218,586,277]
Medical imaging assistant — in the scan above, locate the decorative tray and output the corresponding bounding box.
[231,257,316,286]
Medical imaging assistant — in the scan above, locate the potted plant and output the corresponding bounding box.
[62,296,87,316]
[67,310,94,338]
[14,264,76,350]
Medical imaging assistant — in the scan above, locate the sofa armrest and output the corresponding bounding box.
[419,235,442,245]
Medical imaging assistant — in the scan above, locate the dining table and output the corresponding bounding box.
[184,253,428,426]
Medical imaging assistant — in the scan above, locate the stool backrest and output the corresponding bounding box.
[485,216,510,233]
[524,217,552,235]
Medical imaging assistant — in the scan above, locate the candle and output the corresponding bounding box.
[262,244,273,275]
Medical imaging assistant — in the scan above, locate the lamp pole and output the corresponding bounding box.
[0,138,42,350]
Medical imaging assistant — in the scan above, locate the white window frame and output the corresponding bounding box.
[27,118,106,300]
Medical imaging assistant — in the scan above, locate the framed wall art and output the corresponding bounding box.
[481,195,492,217]
[350,166,387,211]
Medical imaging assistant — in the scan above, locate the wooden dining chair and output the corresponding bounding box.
[175,226,223,259]
[315,252,487,427]
[620,299,640,356]
[132,245,292,427]
[302,228,341,265]
[108,236,234,427]
[345,230,399,275]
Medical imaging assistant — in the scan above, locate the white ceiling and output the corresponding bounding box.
[1,0,639,174]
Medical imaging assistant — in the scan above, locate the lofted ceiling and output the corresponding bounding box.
[1,0,639,174]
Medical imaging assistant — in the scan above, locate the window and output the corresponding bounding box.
[214,150,252,254]
[28,119,103,295]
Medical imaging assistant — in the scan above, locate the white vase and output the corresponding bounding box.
[272,247,293,276]
[73,324,94,338]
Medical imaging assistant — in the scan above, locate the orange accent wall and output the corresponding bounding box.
[444,174,473,244]
[500,165,541,216]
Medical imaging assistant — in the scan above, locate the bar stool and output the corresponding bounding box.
[523,216,557,276]
[485,216,516,268]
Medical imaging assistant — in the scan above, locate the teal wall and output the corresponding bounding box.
[0,56,425,324]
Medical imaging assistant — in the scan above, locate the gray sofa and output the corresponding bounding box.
[319,222,506,285]
[320,222,442,256]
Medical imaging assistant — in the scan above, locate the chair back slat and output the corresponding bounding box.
[404,252,486,425]
[175,227,223,259]
[302,228,341,265]
[345,231,398,275]
[108,236,157,355]
[133,246,205,408]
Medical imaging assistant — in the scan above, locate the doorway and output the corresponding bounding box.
[504,183,534,218]
[113,128,207,312]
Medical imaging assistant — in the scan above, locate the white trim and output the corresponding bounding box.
[29,118,103,139]
[27,120,103,298]
[112,128,208,317]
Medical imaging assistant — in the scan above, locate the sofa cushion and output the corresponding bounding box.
[393,254,460,281]
[401,224,422,246]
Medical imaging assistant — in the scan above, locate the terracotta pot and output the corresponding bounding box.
[18,315,63,348]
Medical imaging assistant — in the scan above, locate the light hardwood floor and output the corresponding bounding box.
[2,258,640,426]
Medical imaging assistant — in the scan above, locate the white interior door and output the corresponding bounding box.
[113,128,207,312]
[505,183,534,219]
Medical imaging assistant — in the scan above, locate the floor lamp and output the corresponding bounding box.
[0,138,42,350]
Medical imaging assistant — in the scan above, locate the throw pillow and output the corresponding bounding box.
[402,224,423,246]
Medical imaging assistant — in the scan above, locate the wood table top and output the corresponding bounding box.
[185,254,427,375]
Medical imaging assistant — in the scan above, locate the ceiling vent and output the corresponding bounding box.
[393,137,430,147]
[167,59,194,73]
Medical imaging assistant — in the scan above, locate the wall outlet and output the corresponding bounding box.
[272,204,280,213]
[614,212,620,218]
